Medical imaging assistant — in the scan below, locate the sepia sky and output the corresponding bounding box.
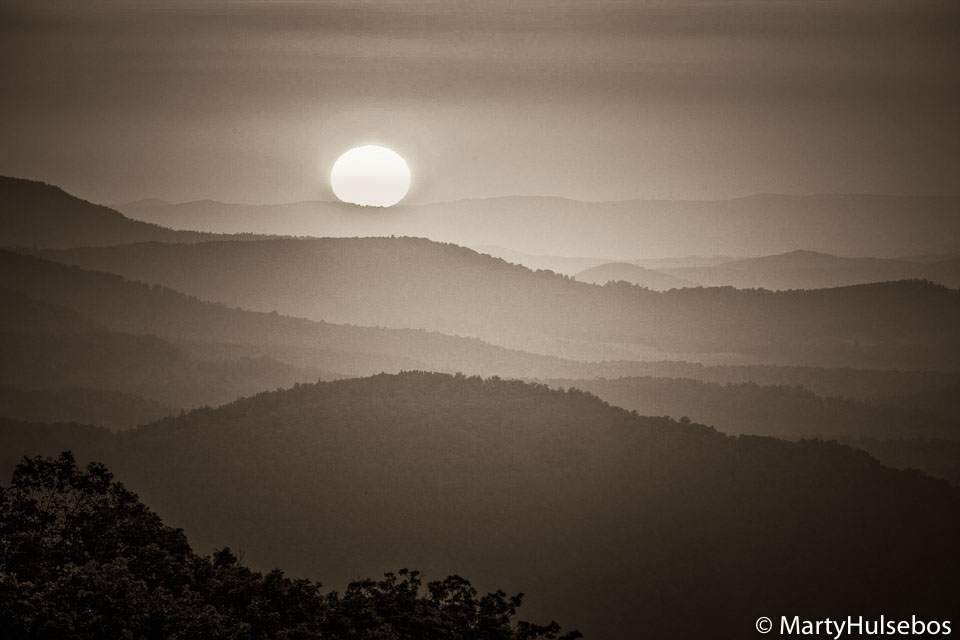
[1,0,958,205]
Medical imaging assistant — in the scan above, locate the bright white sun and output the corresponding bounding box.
[330,145,411,207]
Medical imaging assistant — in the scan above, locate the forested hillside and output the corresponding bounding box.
[2,373,957,639]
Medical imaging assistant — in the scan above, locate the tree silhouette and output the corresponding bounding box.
[0,452,581,639]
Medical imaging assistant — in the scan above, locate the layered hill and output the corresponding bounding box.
[470,245,609,275]
[6,252,960,399]
[118,193,960,259]
[663,249,960,290]
[0,287,101,333]
[0,176,221,248]
[0,329,317,412]
[578,360,960,401]
[574,262,693,290]
[0,250,594,383]
[0,387,174,431]
[547,376,960,442]
[543,376,960,485]
[0,284,320,424]
[2,373,957,639]
[37,237,960,368]
[7,250,960,436]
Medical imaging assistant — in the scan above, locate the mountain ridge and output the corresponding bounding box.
[575,262,696,290]
[0,176,275,248]
[116,191,960,258]
[0,249,605,380]
[662,249,960,289]
[35,237,960,368]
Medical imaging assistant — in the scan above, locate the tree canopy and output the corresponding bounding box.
[0,452,580,640]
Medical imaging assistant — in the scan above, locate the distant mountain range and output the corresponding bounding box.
[7,243,959,471]
[657,249,960,290]
[7,176,958,290]
[7,248,960,433]
[0,250,603,387]
[35,238,960,368]
[4,175,960,423]
[2,372,957,639]
[574,262,695,290]
[572,250,960,291]
[468,245,611,275]
[547,376,960,442]
[478,248,960,291]
[118,192,960,258]
[470,247,738,276]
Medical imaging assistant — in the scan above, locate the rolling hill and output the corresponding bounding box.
[0,386,174,431]
[0,329,318,412]
[2,372,957,639]
[0,249,597,381]
[469,245,610,275]
[118,193,960,259]
[0,284,323,417]
[36,237,960,368]
[7,251,960,436]
[663,249,960,290]
[576,360,960,401]
[546,376,960,441]
[542,376,960,485]
[0,176,220,248]
[574,262,694,290]
[0,286,102,333]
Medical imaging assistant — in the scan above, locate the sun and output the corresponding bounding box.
[330,145,411,207]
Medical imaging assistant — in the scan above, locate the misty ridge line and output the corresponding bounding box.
[115,189,960,260]
[32,237,960,369]
[5,247,960,394]
[4,178,960,488]
[9,245,955,393]
[7,176,959,278]
[5,187,959,487]
[4,176,960,374]
[5,183,960,424]
[118,191,960,210]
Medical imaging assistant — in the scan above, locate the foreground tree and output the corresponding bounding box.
[0,452,580,639]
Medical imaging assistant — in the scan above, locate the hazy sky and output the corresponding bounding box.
[1,0,958,204]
